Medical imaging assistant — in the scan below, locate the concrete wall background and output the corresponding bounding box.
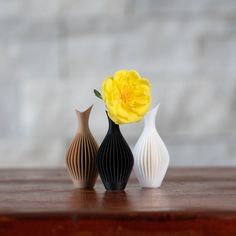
[0,0,236,167]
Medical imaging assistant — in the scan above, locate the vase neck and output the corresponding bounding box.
[76,105,93,134]
[144,105,159,131]
[106,112,120,134]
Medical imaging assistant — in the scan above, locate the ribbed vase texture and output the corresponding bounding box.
[66,105,98,188]
[133,105,169,188]
[96,112,134,191]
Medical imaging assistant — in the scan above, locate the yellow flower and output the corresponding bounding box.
[102,70,151,124]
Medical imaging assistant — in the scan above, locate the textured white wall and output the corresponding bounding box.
[0,0,236,167]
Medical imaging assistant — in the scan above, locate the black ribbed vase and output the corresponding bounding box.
[96,112,134,191]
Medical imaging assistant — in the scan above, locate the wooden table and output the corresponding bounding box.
[0,168,236,236]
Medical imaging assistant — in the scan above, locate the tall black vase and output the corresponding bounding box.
[96,112,134,191]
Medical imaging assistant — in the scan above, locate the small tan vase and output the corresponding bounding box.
[66,105,99,188]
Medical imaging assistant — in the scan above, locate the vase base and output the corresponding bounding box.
[104,182,127,191]
[140,180,162,188]
[72,180,95,189]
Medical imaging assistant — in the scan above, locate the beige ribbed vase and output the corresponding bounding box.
[66,105,99,188]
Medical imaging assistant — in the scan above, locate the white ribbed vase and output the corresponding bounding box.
[133,105,169,188]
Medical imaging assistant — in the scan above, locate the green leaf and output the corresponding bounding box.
[94,89,102,100]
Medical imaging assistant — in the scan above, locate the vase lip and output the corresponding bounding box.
[105,110,112,120]
[105,110,121,134]
[75,104,93,114]
[105,110,120,125]
[144,104,160,127]
[105,110,110,120]
[147,104,160,115]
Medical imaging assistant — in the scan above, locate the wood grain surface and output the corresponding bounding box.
[0,168,236,236]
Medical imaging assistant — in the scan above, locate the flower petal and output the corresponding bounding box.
[102,70,152,124]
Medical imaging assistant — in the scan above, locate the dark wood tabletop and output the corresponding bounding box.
[0,168,236,236]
